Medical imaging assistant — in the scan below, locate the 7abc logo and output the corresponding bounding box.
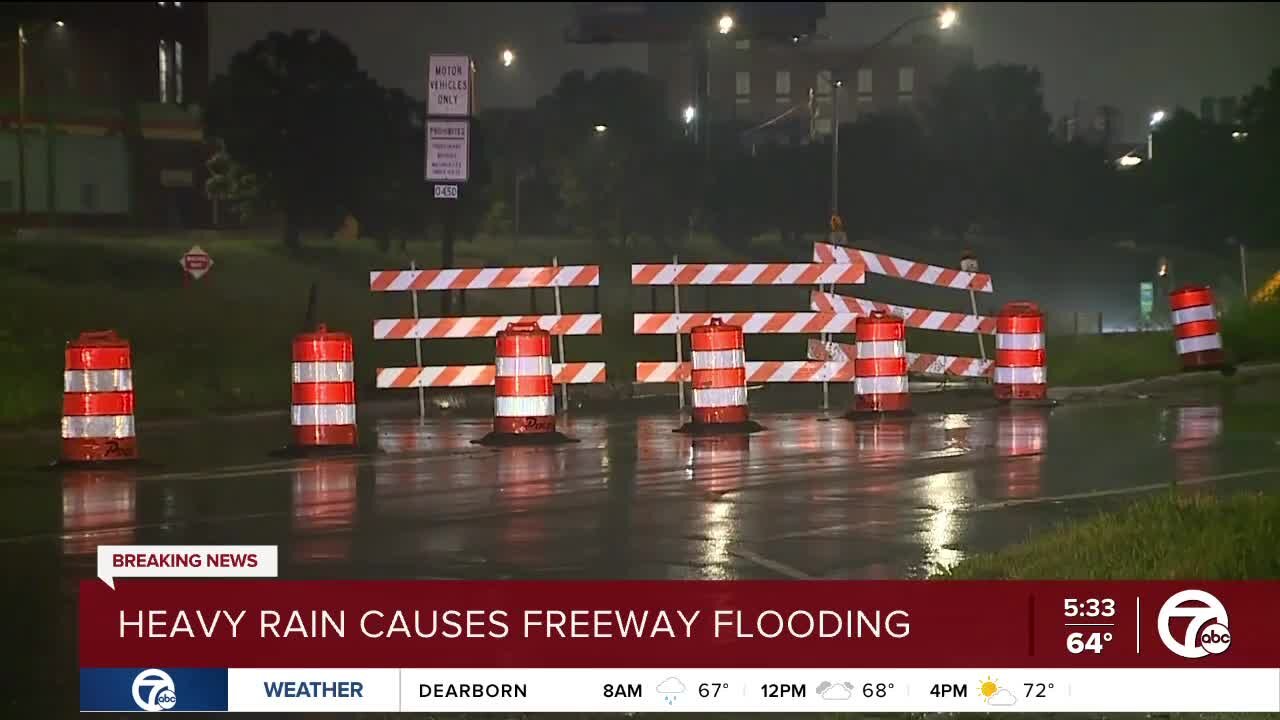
[1157,589,1231,659]
[132,669,178,712]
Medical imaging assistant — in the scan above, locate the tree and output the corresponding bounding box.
[204,139,261,225]
[205,30,399,249]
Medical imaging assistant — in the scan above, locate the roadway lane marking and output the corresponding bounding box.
[729,547,812,579]
[972,465,1280,512]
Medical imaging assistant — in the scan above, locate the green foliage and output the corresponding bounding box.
[939,492,1280,580]
[205,139,262,223]
[1222,298,1280,364]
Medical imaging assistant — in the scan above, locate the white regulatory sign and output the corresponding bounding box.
[433,184,459,199]
[425,120,469,182]
[427,55,471,116]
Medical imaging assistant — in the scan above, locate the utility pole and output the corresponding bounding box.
[16,24,27,221]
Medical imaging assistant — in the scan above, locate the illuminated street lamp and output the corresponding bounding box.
[1148,109,1166,160]
[717,13,734,34]
[938,7,958,30]
[500,48,514,67]
[683,105,696,125]
[593,124,607,134]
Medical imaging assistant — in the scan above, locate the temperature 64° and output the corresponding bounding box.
[1067,630,1112,654]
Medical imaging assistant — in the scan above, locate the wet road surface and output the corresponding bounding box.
[4,382,1279,715]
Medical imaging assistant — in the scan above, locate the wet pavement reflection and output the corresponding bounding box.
[4,386,1279,714]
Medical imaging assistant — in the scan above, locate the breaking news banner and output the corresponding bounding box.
[76,547,1280,713]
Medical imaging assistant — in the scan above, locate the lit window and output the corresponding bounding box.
[857,68,873,94]
[816,70,831,96]
[157,1,166,6]
[158,40,169,102]
[775,70,790,96]
[735,71,751,97]
[734,38,750,50]
[898,67,914,93]
[175,40,184,103]
[815,117,832,135]
[174,1,182,6]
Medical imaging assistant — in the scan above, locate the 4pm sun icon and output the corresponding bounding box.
[978,676,1017,706]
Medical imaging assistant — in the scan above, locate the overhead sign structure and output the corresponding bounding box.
[426,55,472,117]
[181,245,214,280]
[425,120,469,182]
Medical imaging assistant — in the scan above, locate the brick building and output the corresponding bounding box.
[0,1,211,227]
[650,31,972,143]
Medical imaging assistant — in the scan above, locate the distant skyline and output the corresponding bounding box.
[210,2,1280,140]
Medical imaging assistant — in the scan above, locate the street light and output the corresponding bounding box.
[500,48,514,67]
[1148,109,1166,160]
[717,14,734,35]
[593,124,608,134]
[683,105,697,125]
[830,7,957,219]
[938,7,958,30]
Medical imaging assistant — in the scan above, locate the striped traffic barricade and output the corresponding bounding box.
[808,339,992,379]
[994,303,1051,404]
[61,330,138,464]
[850,311,910,415]
[677,319,764,435]
[1169,285,1227,371]
[371,261,606,419]
[289,325,358,451]
[477,322,575,445]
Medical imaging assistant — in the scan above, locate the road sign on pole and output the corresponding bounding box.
[1140,281,1154,323]
[181,245,213,281]
[433,184,459,199]
[426,120,469,182]
[427,55,472,117]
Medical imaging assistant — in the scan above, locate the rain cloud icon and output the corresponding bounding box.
[656,677,686,704]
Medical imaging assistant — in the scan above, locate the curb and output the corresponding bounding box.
[1049,361,1280,401]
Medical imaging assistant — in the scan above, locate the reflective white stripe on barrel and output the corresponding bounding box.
[994,366,1047,385]
[61,415,136,439]
[291,362,354,383]
[996,333,1045,351]
[63,369,134,393]
[291,404,358,426]
[495,395,555,417]
[495,355,553,376]
[691,387,749,408]
[855,376,909,395]
[855,340,905,358]
[1172,305,1216,325]
[691,349,745,369]
[1176,334,1222,355]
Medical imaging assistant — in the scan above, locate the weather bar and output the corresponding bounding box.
[82,668,1279,713]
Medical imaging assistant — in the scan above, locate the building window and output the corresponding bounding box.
[158,40,169,102]
[175,40,184,103]
[898,67,915,93]
[816,70,832,96]
[174,1,182,6]
[81,183,99,211]
[775,70,790,97]
[857,68,873,94]
[734,38,750,50]
[0,181,12,210]
[735,71,751,97]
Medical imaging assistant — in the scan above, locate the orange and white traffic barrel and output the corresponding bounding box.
[291,324,357,449]
[478,322,573,444]
[62,330,138,464]
[677,318,762,434]
[852,311,909,413]
[995,302,1048,402]
[1169,285,1226,370]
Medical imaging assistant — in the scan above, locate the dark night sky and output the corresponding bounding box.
[209,2,1280,141]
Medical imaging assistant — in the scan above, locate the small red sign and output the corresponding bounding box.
[181,245,214,280]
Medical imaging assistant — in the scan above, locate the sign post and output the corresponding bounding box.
[180,245,214,287]
[960,250,986,363]
[425,54,474,314]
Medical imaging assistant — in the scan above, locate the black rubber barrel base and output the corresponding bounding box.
[473,431,578,446]
[673,420,766,435]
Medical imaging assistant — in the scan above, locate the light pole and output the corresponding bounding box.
[829,7,957,219]
[1147,109,1166,160]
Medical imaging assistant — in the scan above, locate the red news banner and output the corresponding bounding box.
[80,581,1280,668]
